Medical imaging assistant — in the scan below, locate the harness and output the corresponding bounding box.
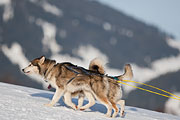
[109,76,119,80]
[64,65,119,85]
[64,65,80,84]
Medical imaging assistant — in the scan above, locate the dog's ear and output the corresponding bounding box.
[39,56,45,64]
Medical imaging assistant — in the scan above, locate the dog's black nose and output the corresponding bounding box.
[22,69,24,72]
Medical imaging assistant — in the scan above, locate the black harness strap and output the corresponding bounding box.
[64,65,80,85]
[64,65,80,74]
[66,74,78,85]
[64,64,119,85]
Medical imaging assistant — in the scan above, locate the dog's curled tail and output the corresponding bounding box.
[89,58,105,74]
[118,64,133,81]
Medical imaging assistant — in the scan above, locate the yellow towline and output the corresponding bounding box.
[117,80,180,101]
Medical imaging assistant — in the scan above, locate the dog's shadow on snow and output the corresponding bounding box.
[31,92,110,114]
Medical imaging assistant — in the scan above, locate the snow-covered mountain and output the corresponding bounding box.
[1,0,180,115]
[0,82,179,120]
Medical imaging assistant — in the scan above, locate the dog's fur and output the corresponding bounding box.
[70,58,133,117]
[22,56,133,118]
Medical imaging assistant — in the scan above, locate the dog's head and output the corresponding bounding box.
[22,56,45,75]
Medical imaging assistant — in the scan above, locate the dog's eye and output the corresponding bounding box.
[28,64,32,67]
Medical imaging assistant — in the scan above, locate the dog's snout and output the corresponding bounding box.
[22,69,25,72]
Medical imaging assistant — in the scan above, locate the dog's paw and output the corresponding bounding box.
[120,110,125,117]
[77,105,82,109]
[75,105,78,109]
[44,103,54,107]
[72,105,78,110]
[78,106,85,111]
[79,108,85,111]
[69,105,78,110]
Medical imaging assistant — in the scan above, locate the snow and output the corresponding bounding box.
[0,0,13,22]
[1,42,29,69]
[103,22,112,31]
[29,0,63,17]
[36,19,62,54]
[165,92,180,116]
[0,82,179,120]
[118,28,134,38]
[41,1,63,17]
[1,42,49,88]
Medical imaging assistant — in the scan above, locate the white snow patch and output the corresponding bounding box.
[0,82,179,120]
[1,43,49,88]
[1,43,29,69]
[118,28,133,38]
[165,93,180,116]
[41,1,63,17]
[36,19,62,54]
[167,38,180,51]
[0,0,14,22]
[0,0,10,5]
[103,22,112,31]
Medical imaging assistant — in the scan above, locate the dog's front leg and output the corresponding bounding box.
[63,91,78,110]
[45,88,64,107]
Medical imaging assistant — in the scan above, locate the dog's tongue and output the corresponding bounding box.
[48,84,52,89]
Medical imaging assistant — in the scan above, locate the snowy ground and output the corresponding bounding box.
[0,82,179,120]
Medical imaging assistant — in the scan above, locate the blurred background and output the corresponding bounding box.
[0,0,180,116]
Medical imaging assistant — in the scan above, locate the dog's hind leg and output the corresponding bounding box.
[110,101,119,118]
[98,96,112,117]
[77,94,84,108]
[79,91,95,110]
[45,88,64,107]
[63,91,77,110]
[117,100,125,117]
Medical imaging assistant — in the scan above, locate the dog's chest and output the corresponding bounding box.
[46,73,58,89]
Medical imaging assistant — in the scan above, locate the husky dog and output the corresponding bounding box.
[22,56,133,118]
[68,58,133,117]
